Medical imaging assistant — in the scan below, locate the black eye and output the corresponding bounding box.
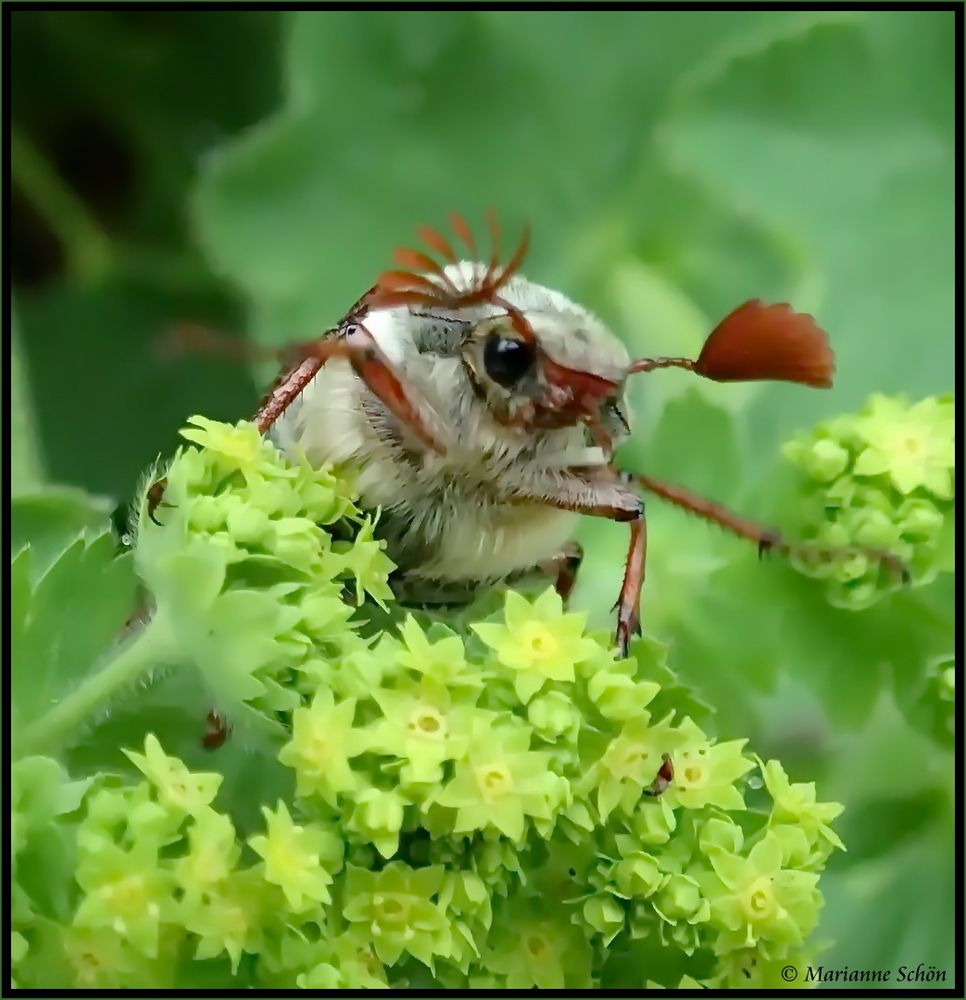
[483,333,536,388]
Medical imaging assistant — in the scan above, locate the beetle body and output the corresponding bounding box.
[270,264,632,597]
[246,212,900,650]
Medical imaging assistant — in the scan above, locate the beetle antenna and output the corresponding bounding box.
[157,323,292,365]
[628,299,835,388]
[369,212,530,312]
[627,355,695,374]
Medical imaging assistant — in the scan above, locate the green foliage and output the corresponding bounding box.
[783,393,954,608]
[12,532,138,752]
[11,309,45,493]
[12,419,848,988]
[11,8,955,990]
[12,11,278,498]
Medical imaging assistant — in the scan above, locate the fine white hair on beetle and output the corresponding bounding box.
[359,306,410,365]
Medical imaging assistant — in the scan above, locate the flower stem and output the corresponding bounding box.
[9,125,113,283]
[16,620,171,757]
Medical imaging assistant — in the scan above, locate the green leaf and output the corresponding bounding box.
[12,11,280,500]
[12,756,92,829]
[12,531,139,746]
[64,669,293,836]
[660,12,955,458]
[16,277,257,502]
[634,389,743,502]
[628,637,715,730]
[838,788,947,863]
[819,820,955,979]
[12,756,93,921]
[11,488,115,580]
[195,10,824,349]
[11,306,46,494]
[774,572,954,731]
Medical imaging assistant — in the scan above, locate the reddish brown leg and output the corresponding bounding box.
[537,542,584,602]
[203,710,231,750]
[615,515,647,656]
[146,477,172,526]
[254,324,447,453]
[157,323,287,365]
[158,312,446,451]
[628,472,909,581]
[500,467,646,654]
[644,753,674,797]
[255,356,325,433]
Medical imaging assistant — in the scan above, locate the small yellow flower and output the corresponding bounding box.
[472,589,600,702]
[698,833,821,955]
[248,801,342,911]
[853,394,954,497]
[662,719,755,811]
[180,415,268,476]
[174,808,240,903]
[331,519,396,608]
[278,690,366,805]
[434,721,559,841]
[183,868,269,972]
[123,733,222,817]
[73,840,174,959]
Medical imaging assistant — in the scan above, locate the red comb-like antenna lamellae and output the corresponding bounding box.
[696,300,834,387]
[629,299,835,389]
[369,213,531,313]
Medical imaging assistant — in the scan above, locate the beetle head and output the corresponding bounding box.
[368,213,834,455]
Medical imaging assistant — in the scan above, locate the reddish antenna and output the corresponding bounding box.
[629,299,835,389]
[368,211,531,312]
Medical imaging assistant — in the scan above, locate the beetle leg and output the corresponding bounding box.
[202,710,232,750]
[145,477,173,526]
[255,354,326,434]
[624,471,909,582]
[614,515,647,656]
[644,753,674,797]
[542,541,585,602]
[499,468,646,655]
[254,323,448,453]
[157,322,287,365]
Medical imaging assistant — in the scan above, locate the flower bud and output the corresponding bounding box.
[803,438,849,483]
[527,690,582,741]
[613,852,666,898]
[582,894,625,943]
[655,873,707,924]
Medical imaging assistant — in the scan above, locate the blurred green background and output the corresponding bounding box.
[10,9,955,987]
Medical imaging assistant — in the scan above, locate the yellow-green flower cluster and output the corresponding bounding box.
[783,393,954,608]
[11,418,845,988]
[133,416,394,721]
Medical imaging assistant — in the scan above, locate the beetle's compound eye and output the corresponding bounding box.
[484,332,536,388]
